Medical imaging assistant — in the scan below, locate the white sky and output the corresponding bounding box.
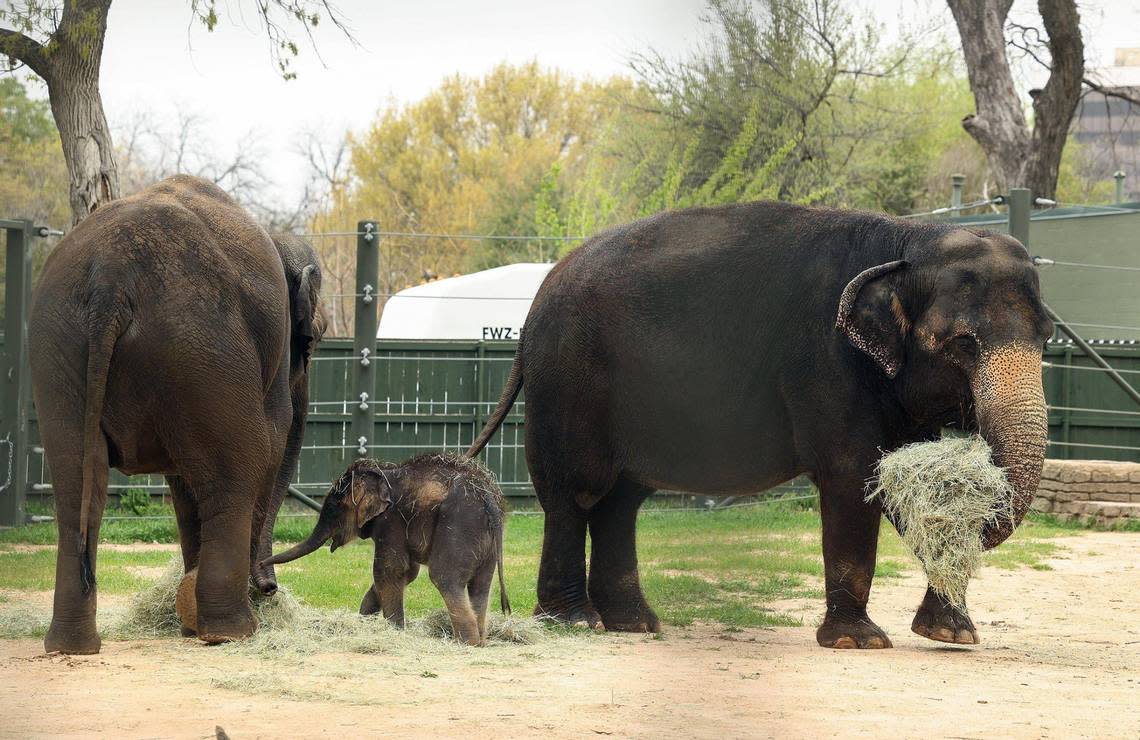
[11,0,1140,203]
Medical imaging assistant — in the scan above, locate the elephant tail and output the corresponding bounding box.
[77,311,123,593]
[497,530,511,615]
[465,349,523,459]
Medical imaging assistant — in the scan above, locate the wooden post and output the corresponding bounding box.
[1114,170,1126,204]
[0,221,34,526]
[352,221,379,459]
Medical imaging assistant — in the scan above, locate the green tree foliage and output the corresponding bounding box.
[0,77,69,320]
[0,77,69,227]
[529,0,993,255]
[310,62,635,327]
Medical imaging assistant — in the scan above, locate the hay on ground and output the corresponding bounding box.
[867,435,1013,611]
[111,554,553,654]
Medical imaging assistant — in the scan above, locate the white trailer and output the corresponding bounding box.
[377,262,555,340]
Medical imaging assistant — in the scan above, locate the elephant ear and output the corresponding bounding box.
[350,468,393,532]
[835,260,909,378]
[292,264,322,366]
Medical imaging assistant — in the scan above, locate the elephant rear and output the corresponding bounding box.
[29,175,301,654]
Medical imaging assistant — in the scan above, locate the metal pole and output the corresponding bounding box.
[286,485,322,512]
[1114,170,1126,204]
[1008,187,1031,246]
[1045,303,1140,410]
[1,222,34,526]
[352,221,379,459]
[950,174,965,209]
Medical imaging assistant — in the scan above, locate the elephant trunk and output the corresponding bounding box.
[971,342,1048,550]
[259,498,340,567]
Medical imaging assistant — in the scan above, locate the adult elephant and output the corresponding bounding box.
[29,175,325,654]
[467,201,1050,649]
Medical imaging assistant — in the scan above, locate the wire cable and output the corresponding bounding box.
[1033,257,1140,272]
[1042,361,1140,376]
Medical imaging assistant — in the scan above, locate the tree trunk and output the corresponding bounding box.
[46,1,120,225]
[0,0,119,225]
[947,0,1084,201]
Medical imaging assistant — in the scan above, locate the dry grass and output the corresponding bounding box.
[111,555,562,657]
[867,435,1013,611]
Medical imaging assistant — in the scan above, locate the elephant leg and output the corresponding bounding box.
[359,586,381,616]
[534,504,601,629]
[377,579,407,629]
[431,571,482,646]
[467,558,497,640]
[41,417,106,655]
[250,394,294,596]
[588,479,660,633]
[168,475,201,572]
[370,556,418,627]
[912,586,979,645]
[815,472,892,650]
[192,475,259,644]
[168,476,202,637]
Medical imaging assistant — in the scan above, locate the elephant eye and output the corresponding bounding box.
[948,335,978,361]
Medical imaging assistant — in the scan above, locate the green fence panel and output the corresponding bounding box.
[10,337,1140,509]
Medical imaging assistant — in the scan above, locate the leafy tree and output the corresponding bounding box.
[310,62,634,334]
[0,76,69,319]
[548,0,983,226]
[0,1,351,225]
[0,76,69,228]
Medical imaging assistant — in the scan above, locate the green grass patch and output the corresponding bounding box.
[0,502,1075,634]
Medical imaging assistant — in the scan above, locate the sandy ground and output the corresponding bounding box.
[2,531,1138,739]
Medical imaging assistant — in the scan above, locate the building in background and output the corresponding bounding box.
[1073,48,1140,200]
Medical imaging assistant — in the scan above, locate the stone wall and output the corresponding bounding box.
[1032,459,1140,526]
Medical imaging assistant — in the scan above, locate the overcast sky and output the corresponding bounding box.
[11,0,1140,204]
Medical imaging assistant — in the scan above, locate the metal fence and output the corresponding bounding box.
[3,200,1139,524]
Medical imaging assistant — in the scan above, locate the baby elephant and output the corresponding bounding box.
[261,453,509,645]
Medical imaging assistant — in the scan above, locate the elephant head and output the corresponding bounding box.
[261,460,397,566]
[837,227,1053,549]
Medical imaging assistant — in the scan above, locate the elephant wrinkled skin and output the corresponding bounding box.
[29,175,324,654]
[467,201,1052,648]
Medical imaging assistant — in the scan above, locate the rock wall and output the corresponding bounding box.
[1032,459,1140,526]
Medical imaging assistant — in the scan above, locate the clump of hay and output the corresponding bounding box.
[113,554,553,654]
[867,435,1013,611]
[0,608,51,639]
[111,557,185,639]
[417,608,546,645]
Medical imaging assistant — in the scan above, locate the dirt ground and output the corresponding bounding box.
[2,531,1138,739]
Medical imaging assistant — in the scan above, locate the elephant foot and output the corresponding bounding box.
[534,602,605,632]
[593,596,662,633]
[816,613,893,649]
[911,588,978,645]
[196,606,258,645]
[44,620,101,655]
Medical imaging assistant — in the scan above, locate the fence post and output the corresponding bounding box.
[950,174,965,209]
[1114,170,1126,204]
[1061,345,1073,461]
[1,221,34,526]
[1008,188,1031,246]
[352,221,379,459]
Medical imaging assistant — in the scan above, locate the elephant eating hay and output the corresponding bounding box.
[867,435,1015,612]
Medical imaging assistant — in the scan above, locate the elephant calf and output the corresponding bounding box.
[262,453,510,646]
